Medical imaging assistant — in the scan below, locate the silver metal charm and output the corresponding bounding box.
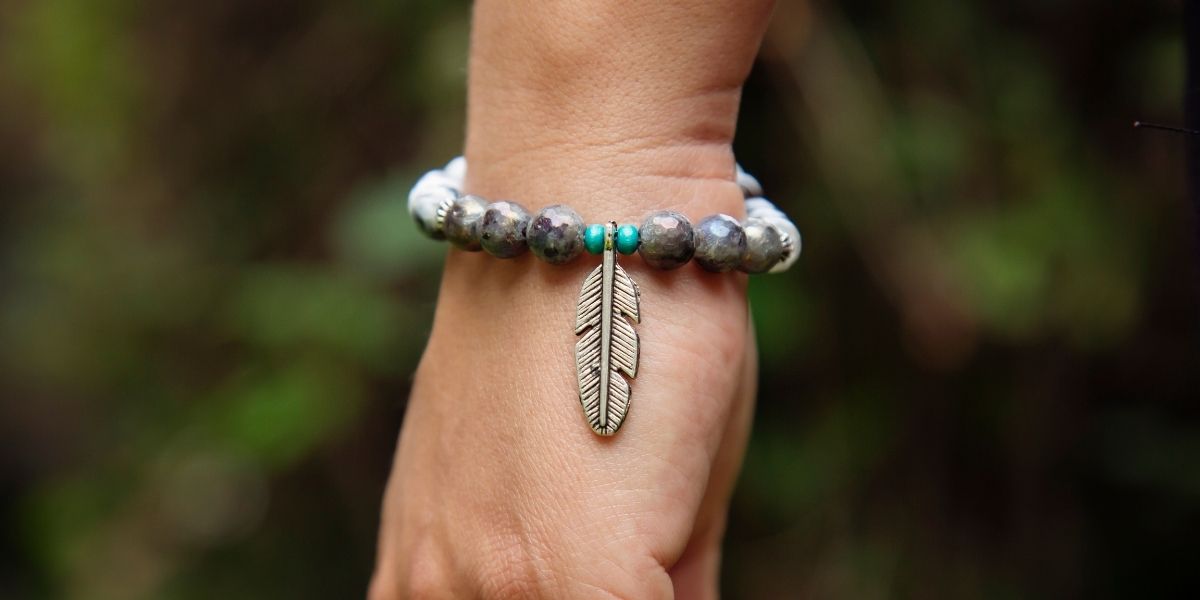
[574,222,641,436]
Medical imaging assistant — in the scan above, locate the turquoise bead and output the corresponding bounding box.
[616,224,639,255]
[584,224,605,255]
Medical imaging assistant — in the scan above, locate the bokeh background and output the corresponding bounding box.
[1,0,1196,598]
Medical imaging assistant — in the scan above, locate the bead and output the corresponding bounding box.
[527,204,585,264]
[735,164,763,197]
[638,210,694,270]
[616,224,639,255]
[443,194,487,250]
[408,158,803,274]
[744,197,787,222]
[479,201,532,258]
[443,156,467,183]
[585,224,605,255]
[408,171,459,240]
[740,218,785,273]
[693,214,746,273]
[410,192,452,240]
[767,217,802,274]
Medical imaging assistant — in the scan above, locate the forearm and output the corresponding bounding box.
[464,0,776,219]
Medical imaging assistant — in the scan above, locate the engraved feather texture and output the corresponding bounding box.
[575,223,640,436]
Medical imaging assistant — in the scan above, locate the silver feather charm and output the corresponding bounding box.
[575,222,640,436]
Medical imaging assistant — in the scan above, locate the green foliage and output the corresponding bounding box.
[0,0,1195,598]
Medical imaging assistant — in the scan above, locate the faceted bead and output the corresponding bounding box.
[527,204,585,264]
[616,224,638,255]
[739,218,785,274]
[693,214,746,273]
[584,224,605,255]
[638,210,694,270]
[479,201,532,258]
[443,194,488,251]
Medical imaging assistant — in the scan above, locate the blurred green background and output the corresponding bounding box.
[1,0,1196,598]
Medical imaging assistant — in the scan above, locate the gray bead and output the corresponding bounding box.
[740,218,785,274]
[638,210,694,270]
[443,194,488,251]
[527,204,585,264]
[479,201,532,258]
[693,214,746,273]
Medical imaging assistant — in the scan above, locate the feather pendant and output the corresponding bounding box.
[575,222,640,436]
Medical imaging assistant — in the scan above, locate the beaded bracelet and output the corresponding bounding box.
[407,157,801,436]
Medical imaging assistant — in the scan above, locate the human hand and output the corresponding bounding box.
[373,1,775,597]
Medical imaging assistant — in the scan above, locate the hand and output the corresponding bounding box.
[373,2,774,597]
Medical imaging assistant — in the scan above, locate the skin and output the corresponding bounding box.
[373,1,776,597]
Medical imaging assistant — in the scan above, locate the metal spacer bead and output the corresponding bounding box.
[767,218,802,274]
[777,229,793,263]
[433,195,457,235]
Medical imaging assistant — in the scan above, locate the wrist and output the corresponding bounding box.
[463,0,773,222]
[463,89,746,224]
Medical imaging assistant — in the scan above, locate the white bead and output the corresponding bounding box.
[409,170,460,238]
[767,218,802,273]
[744,197,775,215]
[409,170,458,202]
[443,156,467,186]
[407,173,454,215]
[744,197,786,222]
[409,188,448,220]
[735,164,763,197]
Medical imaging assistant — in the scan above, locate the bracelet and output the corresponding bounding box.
[407,157,802,436]
[408,157,801,274]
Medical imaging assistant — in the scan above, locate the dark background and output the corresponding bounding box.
[1,0,1196,598]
